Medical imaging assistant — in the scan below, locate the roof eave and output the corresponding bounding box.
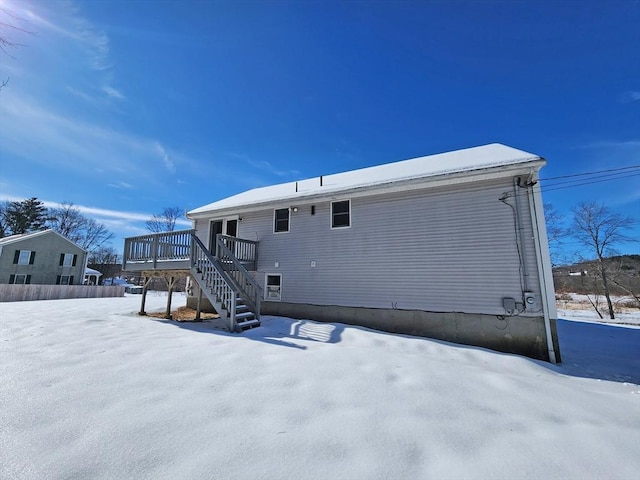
[187,158,546,219]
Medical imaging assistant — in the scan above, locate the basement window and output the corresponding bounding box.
[331,200,350,228]
[265,274,282,301]
[274,208,290,233]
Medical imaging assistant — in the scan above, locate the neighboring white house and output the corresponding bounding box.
[179,143,559,362]
[84,267,103,285]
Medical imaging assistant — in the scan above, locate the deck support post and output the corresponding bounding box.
[139,275,152,315]
[165,275,176,319]
[195,286,203,322]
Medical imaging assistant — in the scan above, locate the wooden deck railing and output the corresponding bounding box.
[216,234,258,268]
[123,229,193,270]
[122,230,259,273]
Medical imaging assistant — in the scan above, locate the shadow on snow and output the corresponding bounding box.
[146,312,639,385]
[150,315,345,350]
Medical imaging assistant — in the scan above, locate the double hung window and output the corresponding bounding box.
[14,250,35,265]
[274,208,290,233]
[331,200,350,228]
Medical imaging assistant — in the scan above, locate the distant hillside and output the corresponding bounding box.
[553,255,640,296]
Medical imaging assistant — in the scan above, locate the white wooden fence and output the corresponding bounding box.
[0,285,125,302]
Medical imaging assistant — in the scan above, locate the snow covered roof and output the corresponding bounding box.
[0,229,55,246]
[188,143,543,217]
[84,267,102,276]
[0,229,87,251]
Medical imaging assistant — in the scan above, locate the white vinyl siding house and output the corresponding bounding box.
[183,143,559,362]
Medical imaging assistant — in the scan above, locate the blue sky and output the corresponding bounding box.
[0,0,638,257]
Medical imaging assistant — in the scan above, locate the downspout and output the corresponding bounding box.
[513,177,530,292]
[525,175,558,364]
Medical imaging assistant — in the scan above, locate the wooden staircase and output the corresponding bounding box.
[190,234,261,332]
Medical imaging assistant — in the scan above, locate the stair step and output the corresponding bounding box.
[236,319,261,330]
[235,311,255,320]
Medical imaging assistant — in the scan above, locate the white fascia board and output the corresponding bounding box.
[187,160,546,219]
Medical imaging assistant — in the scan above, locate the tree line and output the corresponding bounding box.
[545,201,637,320]
[0,198,185,267]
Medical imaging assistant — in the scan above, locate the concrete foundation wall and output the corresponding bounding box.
[260,301,560,362]
[187,285,560,362]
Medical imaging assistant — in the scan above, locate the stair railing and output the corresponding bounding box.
[190,234,237,323]
[216,234,262,318]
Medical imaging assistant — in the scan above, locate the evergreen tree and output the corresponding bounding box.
[3,197,48,235]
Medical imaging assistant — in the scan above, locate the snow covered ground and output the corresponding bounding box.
[1,293,639,480]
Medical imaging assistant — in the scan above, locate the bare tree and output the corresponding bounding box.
[0,6,34,90]
[544,203,565,267]
[48,203,114,252]
[146,206,184,233]
[571,201,636,319]
[46,202,85,242]
[88,246,121,284]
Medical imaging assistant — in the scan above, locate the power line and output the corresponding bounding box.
[537,172,640,193]
[539,165,640,182]
[540,170,639,188]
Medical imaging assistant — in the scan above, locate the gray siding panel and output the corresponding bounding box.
[209,176,544,316]
[0,232,86,285]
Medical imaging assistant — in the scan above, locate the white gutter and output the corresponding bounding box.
[526,177,558,363]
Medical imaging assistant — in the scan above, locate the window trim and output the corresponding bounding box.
[15,250,34,265]
[60,253,77,267]
[273,208,290,234]
[331,199,351,229]
[11,274,30,284]
[264,273,282,301]
[57,275,73,285]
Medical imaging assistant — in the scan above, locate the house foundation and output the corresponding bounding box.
[261,302,561,362]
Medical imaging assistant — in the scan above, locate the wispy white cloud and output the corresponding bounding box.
[107,181,133,190]
[576,140,640,150]
[154,142,176,174]
[102,86,124,99]
[620,91,640,103]
[0,92,192,185]
[0,194,190,229]
[227,152,301,178]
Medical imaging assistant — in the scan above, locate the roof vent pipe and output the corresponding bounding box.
[320,176,323,186]
[296,181,298,193]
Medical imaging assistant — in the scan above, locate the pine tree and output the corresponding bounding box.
[3,197,48,235]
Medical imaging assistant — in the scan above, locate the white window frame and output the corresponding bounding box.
[265,273,282,301]
[18,250,32,265]
[273,208,290,234]
[59,275,71,285]
[13,274,27,284]
[62,253,74,267]
[330,199,351,229]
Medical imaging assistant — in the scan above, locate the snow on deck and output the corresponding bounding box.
[1,294,638,480]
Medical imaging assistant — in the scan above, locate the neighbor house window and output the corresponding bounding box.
[13,250,35,265]
[56,275,74,285]
[59,253,78,267]
[9,274,30,284]
[331,200,350,228]
[274,208,290,233]
[265,274,282,301]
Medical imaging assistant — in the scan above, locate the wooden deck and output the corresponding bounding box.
[122,230,193,272]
